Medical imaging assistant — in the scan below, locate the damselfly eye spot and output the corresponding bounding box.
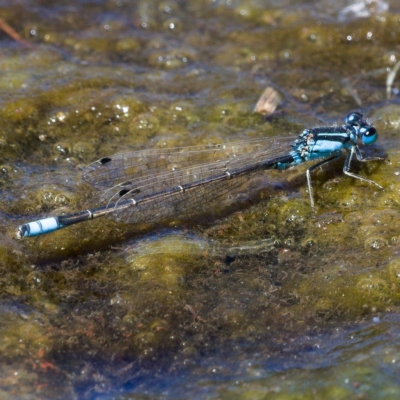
[100,157,112,165]
[345,112,364,126]
[360,126,378,145]
[119,188,140,197]
[119,189,130,197]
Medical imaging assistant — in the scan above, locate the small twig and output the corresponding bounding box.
[386,60,400,99]
[0,16,34,49]
[341,77,362,106]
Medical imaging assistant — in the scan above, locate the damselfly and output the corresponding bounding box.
[16,112,383,239]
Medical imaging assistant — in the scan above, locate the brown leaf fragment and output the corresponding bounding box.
[254,86,281,116]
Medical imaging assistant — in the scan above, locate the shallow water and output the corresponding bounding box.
[1,0,400,399]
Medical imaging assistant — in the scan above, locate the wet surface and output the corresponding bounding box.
[1,0,400,399]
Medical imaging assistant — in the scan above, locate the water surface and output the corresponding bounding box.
[1,0,400,399]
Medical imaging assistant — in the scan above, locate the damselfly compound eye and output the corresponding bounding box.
[345,112,364,126]
[360,126,378,145]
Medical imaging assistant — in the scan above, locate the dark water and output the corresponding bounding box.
[1,0,400,399]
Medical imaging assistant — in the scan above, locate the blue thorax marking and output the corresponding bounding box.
[276,125,354,170]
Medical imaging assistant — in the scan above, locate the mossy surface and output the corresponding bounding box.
[1,0,400,398]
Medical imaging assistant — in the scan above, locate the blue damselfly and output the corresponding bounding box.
[16,112,383,239]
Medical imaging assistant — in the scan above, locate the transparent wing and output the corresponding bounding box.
[81,136,297,223]
[111,169,257,223]
[83,137,296,194]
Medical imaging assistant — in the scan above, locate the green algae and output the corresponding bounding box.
[0,0,400,398]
